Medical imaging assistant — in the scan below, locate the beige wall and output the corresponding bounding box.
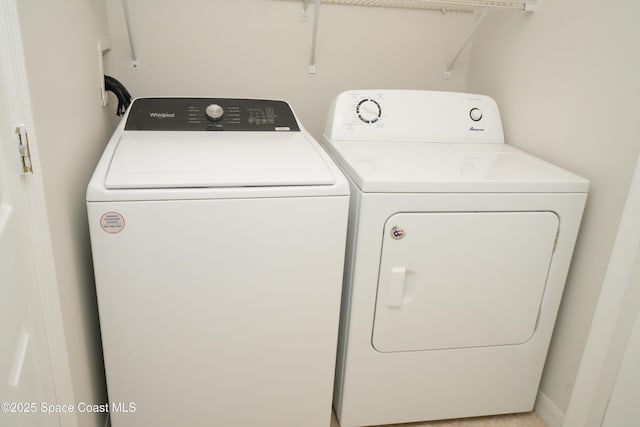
[466,0,640,416]
[17,1,113,426]
[105,0,474,139]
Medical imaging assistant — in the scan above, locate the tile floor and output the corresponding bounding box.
[330,411,547,427]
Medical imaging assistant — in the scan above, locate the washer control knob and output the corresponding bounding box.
[205,104,224,121]
[469,108,483,121]
[357,99,381,124]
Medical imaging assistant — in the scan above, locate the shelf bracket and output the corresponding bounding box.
[122,0,139,69]
[301,0,538,76]
[307,0,321,74]
[444,7,489,79]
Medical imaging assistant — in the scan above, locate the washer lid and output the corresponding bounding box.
[329,141,588,193]
[105,131,335,189]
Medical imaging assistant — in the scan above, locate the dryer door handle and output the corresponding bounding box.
[387,266,406,307]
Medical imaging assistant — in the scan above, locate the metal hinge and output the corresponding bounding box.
[15,124,33,174]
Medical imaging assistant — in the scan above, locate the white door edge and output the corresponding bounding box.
[563,151,640,427]
[0,2,77,426]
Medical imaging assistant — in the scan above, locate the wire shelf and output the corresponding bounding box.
[321,0,534,13]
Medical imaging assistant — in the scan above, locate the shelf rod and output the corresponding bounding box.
[122,0,139,69]
[308,0,321,74]
[444,7,489,78]
[320,0,532,11]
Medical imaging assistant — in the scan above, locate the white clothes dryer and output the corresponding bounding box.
[322,90,588,426]
[87,98,349,427]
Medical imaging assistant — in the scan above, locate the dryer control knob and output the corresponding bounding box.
[205,104,224,121]
[357,99,381,124]
[470,108,483,121]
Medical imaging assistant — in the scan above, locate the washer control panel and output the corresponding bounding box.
[125,98,300,131]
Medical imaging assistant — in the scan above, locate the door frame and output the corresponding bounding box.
[1,1,77,426]
[563,151,640,426]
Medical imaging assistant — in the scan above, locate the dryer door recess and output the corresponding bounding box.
[372,211,559,353]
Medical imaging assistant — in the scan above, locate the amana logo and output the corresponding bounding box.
[469,126,485,132]
[149,112,176,119]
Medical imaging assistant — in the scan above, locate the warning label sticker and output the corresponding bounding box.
[100,212,125,234]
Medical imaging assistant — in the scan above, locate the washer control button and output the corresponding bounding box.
[206,104,225,121]
[469,108,483,121]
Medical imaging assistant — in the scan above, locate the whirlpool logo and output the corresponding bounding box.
[469,126,485,131]
[149,112,176,119]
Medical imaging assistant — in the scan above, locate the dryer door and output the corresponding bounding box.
[372,211,559,353]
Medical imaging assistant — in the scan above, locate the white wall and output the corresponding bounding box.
[105,0,475,139]
[16,1,114,426]
[466,0,640,419]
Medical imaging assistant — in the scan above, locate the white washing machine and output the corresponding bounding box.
[322,90,589,426]
[87,97,349,427]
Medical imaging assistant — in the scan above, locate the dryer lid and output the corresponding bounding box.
[105,131,335,189]
[329,141,589,193]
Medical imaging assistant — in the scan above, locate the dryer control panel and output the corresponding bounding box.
[324,90,504,144]
[124,98,300,132]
